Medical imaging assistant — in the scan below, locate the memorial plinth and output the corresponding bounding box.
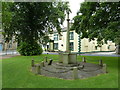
[59,53,77,64]
[59,10,77,65]
[31,9,107,80]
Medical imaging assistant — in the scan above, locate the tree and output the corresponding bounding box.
[41,35,50,51]
[2,2,13,37]
[2,2,13,50]
[2,2,70,55]
[72,2,120,54]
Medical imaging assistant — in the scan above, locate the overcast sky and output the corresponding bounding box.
[63,0,84,27]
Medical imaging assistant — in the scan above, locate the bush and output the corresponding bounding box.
[17,42,43,56]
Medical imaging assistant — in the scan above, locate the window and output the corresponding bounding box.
[8,41,12,48]
[108,45,110,49]
[54,43,58,50]
[95,46,97,50]
[70,32,74,40]
[70,42,74,51]
[47,45,49,49]
[54,34,58,41]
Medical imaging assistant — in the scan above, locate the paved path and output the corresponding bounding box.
[0,51,120,60]
[1,55,20,59]
[0,50,20,59]
[0,50,19,56]
[80,52,120,57]
[43,51,120,57]
[39,61,104,79]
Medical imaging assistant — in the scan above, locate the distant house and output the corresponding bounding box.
[0,30,17,51]
[46,27,116,53]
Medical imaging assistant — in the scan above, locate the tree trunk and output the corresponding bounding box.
[115,45,120,54]
[2,43,5,51]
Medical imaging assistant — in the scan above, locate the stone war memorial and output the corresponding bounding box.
[31,10,107,80]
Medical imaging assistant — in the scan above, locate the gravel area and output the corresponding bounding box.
[33,61,105,80]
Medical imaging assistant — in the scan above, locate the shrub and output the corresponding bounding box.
[17,42,43,56]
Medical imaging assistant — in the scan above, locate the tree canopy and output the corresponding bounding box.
[72,2,120,46]
[2,2,70,55]
[2,2,70,43]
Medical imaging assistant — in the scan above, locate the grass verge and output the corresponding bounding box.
[1,54,118,88]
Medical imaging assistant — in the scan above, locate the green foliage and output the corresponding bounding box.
[2,2,70,56]
[41,35,50,49]
[2,2,13,42]
[42,36,50,45]
[17,42,43,56]
[72,2,120,46]
[2,2,70,43]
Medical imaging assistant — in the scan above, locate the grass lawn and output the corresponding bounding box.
[1,54,118,88]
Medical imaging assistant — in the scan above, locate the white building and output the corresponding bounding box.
[47,27,116,53]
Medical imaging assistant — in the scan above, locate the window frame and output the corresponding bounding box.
[70,32,74,40]
[54,34,58,41]
[70,42,74,51]
[54,43,58,50]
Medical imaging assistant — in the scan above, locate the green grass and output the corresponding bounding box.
[1,54,118,88]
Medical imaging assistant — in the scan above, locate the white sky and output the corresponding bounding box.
[63,0,84,27]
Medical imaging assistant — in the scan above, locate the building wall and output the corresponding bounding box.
[4,41,17,50]
[48,30,116,52]
[0,33,18,51]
